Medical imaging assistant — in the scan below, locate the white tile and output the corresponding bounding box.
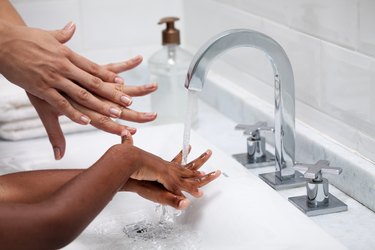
[287,0,358,49]
[80,0,183,51]
[320,42,375,143]
[358,0,375,57]
[12,0,83,52]
[184,0,263,49]
[261,19,322,110]
[211,0,289,27]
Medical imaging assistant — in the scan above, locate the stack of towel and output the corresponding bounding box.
[0,76,94,141]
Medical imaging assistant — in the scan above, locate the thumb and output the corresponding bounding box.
[49,21,76,44]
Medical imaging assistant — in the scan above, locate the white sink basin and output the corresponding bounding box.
[0,124,346,250]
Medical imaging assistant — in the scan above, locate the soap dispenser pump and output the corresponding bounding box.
[148,17,195,124]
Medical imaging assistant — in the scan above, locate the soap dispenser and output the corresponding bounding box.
[148,17,195,124]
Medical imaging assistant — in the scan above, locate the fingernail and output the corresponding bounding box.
[109,107,122,117]
[200,171,206,175]
[209,170,220,176]
[121,95,132,105]
[80,115,91,124]
[128,127,137,134]
[178,199,190,210]
[145,83,157,89]
[115,76,124,84]
[200,152,208,159]
[121,129,130,137]
[63,21,74,31]
[53,147,61,160]
[143,112,157,118]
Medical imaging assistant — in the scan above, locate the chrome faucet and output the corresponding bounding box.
[184,29,305,189]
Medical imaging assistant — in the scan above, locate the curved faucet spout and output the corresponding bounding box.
[185,29,295,178]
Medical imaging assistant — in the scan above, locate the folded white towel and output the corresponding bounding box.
[0,117,95,141]
[0,77,35,122]
[0,76,95,140]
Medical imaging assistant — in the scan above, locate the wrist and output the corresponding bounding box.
[121,178,137,192]
[107,143,142,175]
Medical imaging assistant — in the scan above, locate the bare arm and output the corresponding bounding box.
[0,0,158,160]
[0,143,139,249]
[0,170,194,209]
[0,143,220,249]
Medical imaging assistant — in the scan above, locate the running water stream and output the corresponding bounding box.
[155,90,199,226]
[182,90,199,164]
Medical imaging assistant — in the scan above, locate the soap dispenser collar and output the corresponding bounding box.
[158,16,180,45]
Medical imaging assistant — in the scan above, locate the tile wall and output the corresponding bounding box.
[8,0,375,163]
[183,0,375,163]
[10,0,184,59]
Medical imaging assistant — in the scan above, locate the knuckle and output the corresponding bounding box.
[56,97,70,110]
[59,45,71,57]
[88,62,100,75]
[77,89,90,102]
[115,83,125,92]
[57,59,70,74]
[42,68,59,83]
[111,89,120,101]
[96,115,112,126]
[90,77,103,90]
[107,71,117,82]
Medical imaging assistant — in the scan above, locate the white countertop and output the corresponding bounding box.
[194,100,375,250]
[0,98,374,249]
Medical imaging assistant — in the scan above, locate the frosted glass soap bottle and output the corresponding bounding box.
[148,17,196,124]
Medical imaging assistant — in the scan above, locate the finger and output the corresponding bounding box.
[135,181,190,210]
[120,83,158,97]
[179,180,203,198]
[96,97,157,123]
[41,117,66,160]
[63,64,133,107]
[179,170,221,198]
[42,88,91,125]
[187,170,221,188]
[55,78,125,119]
[48,21,76,44]
[41,116,66,161]
[67,51,118,83]
[121,130,134,145]
[119,108,157,123]
[175,165,203,179]
[27,93,67,160]
[172,145,192,164]
[69,99,137,136]
[103,55,143,73]
[186,150,212,171]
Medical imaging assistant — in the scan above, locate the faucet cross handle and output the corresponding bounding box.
[294,160,342,181]
[235,122,274,139]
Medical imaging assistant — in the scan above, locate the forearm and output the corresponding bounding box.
[0,0,25,25]
[0,169,83,203]
[0,144,141,249]
[0,169,142,204]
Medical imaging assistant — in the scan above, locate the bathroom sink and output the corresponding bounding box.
[0,124,346,249]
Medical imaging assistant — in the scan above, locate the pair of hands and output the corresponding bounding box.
[0,20,222,210]
[0,21,157,159]
[120,131,221,210]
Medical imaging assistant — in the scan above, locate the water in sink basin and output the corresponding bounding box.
[75,206,201,250]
